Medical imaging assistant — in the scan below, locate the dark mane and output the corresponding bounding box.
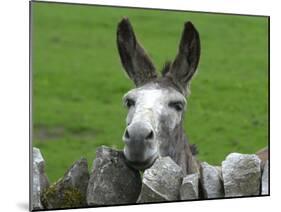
[161,61,172,76]
[159,61,190,96]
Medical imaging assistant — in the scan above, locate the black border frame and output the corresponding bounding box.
[29,1,270,211]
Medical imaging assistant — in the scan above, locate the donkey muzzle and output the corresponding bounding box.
[122,122,158,170]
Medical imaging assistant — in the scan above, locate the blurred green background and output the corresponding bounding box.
[32,2,268,182]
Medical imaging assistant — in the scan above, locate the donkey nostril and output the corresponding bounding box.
[125,130,130,139]
[146,131,154,140]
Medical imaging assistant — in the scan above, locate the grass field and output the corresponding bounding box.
[32,2,269,182]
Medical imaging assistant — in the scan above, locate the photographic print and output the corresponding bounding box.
[30,1,269,211]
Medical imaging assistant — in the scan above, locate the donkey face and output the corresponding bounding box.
[117,18,200,170]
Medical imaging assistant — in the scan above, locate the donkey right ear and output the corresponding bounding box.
[117,18,157,87]
[167,21,200,94]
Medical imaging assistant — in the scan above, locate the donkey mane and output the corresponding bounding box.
[158,60,196,97]
[161,61,172,76]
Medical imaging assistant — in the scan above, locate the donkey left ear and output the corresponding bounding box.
[117,18,157,87]
[167,21,200,93]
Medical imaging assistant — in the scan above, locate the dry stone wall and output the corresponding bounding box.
[32,146,269,210]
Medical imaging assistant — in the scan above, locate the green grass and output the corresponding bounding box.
[32,2,268,182]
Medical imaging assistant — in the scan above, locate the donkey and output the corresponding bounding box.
[117,18,200,175]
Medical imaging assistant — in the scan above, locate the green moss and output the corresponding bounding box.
[41,182,86,209]
[61,188,85,208]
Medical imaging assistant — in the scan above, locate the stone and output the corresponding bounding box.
[222,153,261,197]
[41,158,89,209]
[180,173,199,200]
[87,146,142,205]
[200,162,224,199]
[261,160,269,195]
[32,147,50,210]
[137,157,183,203]
[215,166,222,174]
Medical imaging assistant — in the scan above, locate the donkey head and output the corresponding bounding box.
[117,18,200,170]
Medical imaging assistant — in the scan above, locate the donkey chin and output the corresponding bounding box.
[123,143,159,171]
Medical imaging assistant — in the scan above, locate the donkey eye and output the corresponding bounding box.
[169,101,184,112]
[124,98,135,108]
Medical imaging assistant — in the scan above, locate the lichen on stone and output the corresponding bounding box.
[40,158,89,209]
[41,182,86,209]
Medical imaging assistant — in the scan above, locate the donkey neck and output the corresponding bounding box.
[158,121,186,159]
[158,120,195,175]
